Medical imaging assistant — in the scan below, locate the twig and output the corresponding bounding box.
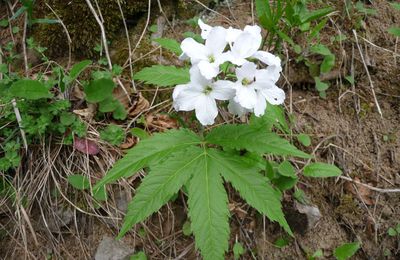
[352,30,383,118]
[339,176,400,193]
[116,0,136,92]
[84,0,130,99]
[45,3,72,68]
[4,11,29,151]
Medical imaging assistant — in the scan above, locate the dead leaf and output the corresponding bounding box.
[129,92,149,117]
[146,113,178,131]
[74,137,99,155]
[344,177,375,205]
[73,103,96,119]
[119,136,138,150]
[113,83,132,110]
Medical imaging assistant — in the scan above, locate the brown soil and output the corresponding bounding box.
[1,0,400,259]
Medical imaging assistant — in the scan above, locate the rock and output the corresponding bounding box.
[95,236,134,260]
[285,202,322,235]
[46,207,74,232]
[294,202,322,230]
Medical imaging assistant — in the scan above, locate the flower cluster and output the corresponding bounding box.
[173,19,285,126]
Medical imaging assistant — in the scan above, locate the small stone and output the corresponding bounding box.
[95,236,134,260]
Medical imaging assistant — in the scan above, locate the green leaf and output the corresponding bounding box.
[130,128,149,140]
[388,27,400,37]
[84,78,115,103]
[112,103,127,120]
[93,185,107,201]
[250,104,290,133]
[297,133,311,146]
[119,147,204,238]
[69,60,91,82]
[10,79,52,100]
[98,97,119,113]
[321,54,335,73]
[134,65,190,87]
[334,242,361,260]
[130,251,147,260]
[388,227,397,237]
[300,7,334,24]
[273,176,298,191]
[153,38,182,55]
[278,161,296,178]
[60,112,76,126]
[31,18,60,24]
[100,124,125,146]
[94,129,201,189]
[303,162,342,178]
[182,221,192,236]
[67,175,90,190]
[314,77,329,92]
[233,242,245,260]
[0,19,9,27]
[391,3,400,11]
[208,149,292,235]
[274,237,290,248]
[206,124,311,158]
[187,149,230,260]
[310,44,332,56]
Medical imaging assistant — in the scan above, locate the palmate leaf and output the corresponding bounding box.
[133,65,190,87]
[187,148,230,260]
[208,149,292,235]
[118,147,204,238]
[93,129,201,189]
[206,124,311,158]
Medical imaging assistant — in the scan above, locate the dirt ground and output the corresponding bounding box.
[1,0,400,259]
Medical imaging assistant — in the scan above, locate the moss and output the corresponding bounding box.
[32,0,149,58]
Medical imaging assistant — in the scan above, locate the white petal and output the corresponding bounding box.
[253,90,267,117]
[198,60,220,79]
[252,50,282,67]
[233,83,258,109]
[174,86,203,111]
[172,84,187,100]
[228,99,249,116]
[265,65,282,83]
[190,65,211,86]
[260,86,286,105]
[244,25,262,39]
[205,26,228,56]
[211,80,235,100]
[198,18,213,39]
[226,27,242,44]
[195,95,218,125]
[254,68,277,88]
[181,38,208,63]
[236,62,257,81]
[231,32,261,63]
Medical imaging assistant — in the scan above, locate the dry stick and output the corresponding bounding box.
[116,0,136,92]
[8,14,28,151]
[45,3,72,68]
[84,0,130,99]
[352,30,383,118]
[339,176,400,193]
[124,0,152,68]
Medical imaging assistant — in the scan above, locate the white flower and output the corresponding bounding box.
[225,26,263,65]
[198,18,213,39]
[181,26,228,79]
[173,66,235,125]
[228,99,251,117]
[232,62,285,116]
[252,50,282,82]
[198,19,242,45]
